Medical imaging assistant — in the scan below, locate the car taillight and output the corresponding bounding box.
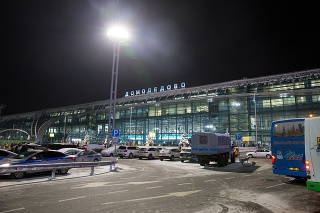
[271,155,275,164]
[69,156,75,161]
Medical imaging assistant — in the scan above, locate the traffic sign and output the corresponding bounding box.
[112,128,120,137]
[235,133,242,141]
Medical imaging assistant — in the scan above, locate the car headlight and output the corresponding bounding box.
[0,163,10,167]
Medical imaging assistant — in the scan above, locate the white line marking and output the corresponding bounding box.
[101,190,202,205]
[204,179,217,182]
[146,186,164,189]
[58,196,86,202]
[0,208,26,213]
[108,190,129,194]
[178,183,192,185]
[225,177,235,180]
[265,183,285,188]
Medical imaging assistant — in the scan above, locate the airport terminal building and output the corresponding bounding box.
[1,68,320,147]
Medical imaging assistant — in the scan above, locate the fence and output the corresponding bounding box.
[0,159,117,180]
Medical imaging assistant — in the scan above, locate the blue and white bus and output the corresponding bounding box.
[271,118,307,179]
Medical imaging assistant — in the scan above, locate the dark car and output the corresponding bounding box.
[1,150,74,179]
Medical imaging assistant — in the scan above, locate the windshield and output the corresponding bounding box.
[12,151,38,159]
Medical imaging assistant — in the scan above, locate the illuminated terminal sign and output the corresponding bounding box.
[125,82,186,97]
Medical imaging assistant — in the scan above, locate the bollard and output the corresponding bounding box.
[90,166,94,175]
[48,169,56,180]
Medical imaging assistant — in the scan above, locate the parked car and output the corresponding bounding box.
[0,149,18,163]
[58,148,101,162]
[117,146,139,158]
[101,146,118,157]
[159,147,180,161]
[44,143,77,150]
[0,150,74,179]
[246,149,271,158]
[138,146,160,160]
[179,147,197,162]
[81,144,105,153]
[58,148,83,155]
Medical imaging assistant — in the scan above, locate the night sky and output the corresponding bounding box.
[1,0,320,116]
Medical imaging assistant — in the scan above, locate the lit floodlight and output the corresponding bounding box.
[107,26,129,42]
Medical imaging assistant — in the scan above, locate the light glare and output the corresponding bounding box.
[107,26,129,42]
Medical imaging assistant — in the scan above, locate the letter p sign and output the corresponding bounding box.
[112,128,120,137]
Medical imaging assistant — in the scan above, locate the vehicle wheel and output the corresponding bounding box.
[109,153,113,157]
[160,158,163,161]
[120,156,123,158]
[93,158,99,162]
[148,155,153,160]
[266,154,271,159]
[231,154,236,163]
[139,157,142,160]
[129,153,133,159]
[12,172,25,179]
[59,169,69,175]
[199,160,205,166]
[181,160,184,162]
[224,154,229,165]
[217,160,224,167]
[248,154,253,158]
[170,155,174,161]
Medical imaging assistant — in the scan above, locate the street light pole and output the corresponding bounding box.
[107,26,128,147]
[253,93,258,147]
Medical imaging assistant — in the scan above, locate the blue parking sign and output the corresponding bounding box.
[112,128,120,137]
[235,133,242,140]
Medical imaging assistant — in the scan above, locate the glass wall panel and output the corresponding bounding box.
[149,107,156,117]
[168,104,177,115]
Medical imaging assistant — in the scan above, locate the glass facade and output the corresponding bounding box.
[1,68,320,147]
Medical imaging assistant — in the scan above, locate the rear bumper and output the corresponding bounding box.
[159,156,171,159]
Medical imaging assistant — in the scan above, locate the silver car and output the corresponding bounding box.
[159,147,181,161]
[0,149,18,163]
[59,148,101,162]
[101,146,118,157]
[246,149,271,158]
[1,150,74,179]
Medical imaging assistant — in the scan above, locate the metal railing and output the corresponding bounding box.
[0,159,117,180]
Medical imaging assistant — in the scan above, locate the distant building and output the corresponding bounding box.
[1,68,320,146]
